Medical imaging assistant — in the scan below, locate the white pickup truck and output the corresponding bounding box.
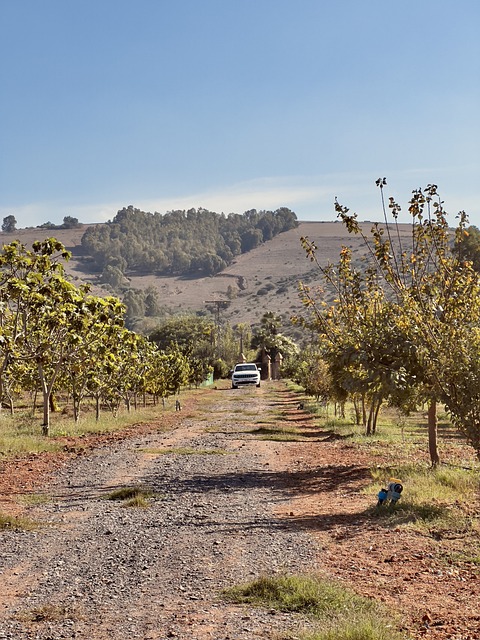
[231,363,261,389]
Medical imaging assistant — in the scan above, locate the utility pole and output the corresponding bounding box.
[204,300,230,325]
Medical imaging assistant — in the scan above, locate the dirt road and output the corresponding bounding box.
[0,383,479,639]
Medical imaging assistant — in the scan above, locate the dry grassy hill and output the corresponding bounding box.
[1,220,412,330]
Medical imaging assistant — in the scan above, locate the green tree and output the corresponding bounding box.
[452,224,480,271]
[145,286,161,317]
[150,315,215,357]
[2,215,17,233]
[292,346,332,402]
[61,296,126,421]
[101,264,127,288]
[300,181,480,461]
[62,216,80,228]
[0,239,72,433]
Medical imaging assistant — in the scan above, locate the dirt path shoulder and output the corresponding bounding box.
[0,383,479,640]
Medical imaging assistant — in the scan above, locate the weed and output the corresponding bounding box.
[146,447,233,455]
[223,573,405,640]
[246,426,307,442]
[17,493,51,506]
[301,618,404,640]
[21,604,76,622]
[106,486,155,508]
[122,495,150,508]
[107,486,146,500]
[367,463,479,536]
[0,512,39,531]
[224,573,373,615]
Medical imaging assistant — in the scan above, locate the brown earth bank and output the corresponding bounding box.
[0,382,479,639]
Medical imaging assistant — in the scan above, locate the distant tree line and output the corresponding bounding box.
[2,215,82,233]
[80,206,298,278]
[38,216,81,230]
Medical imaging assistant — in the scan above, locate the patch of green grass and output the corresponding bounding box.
[443,549,480,566]
[106,485,156,508]
[300,618,404,640]
[0,413,63,458]
[145,447,233,455]
[0,512,39,531]
[245,426,307,441]
[0,400,188,459]
[370,463,478,504]
[367,463,480,536]
[223,574,405,640]
[17,493,51,506]
[122,495,150,508]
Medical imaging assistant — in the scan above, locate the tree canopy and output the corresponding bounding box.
[296,181,480,462]
[81,205,298,277]
[2,216,17,233]
[0,239,198,433]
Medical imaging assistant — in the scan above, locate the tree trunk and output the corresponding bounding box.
[428,399,440,466]
[42,392,50,436]
[38,361,62,437]
[372,397,382,434]
[73,394,80,422]
[32,390,38,416]
[95,393,100,421]
[353,396,361,425]
[49,393,59,413]
[366,401,374,435]
[38,365,50,436]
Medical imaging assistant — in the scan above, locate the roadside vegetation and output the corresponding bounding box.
[223,573,406,640]
[282,381,479,544]
[0,512,39,531]
[0,394,195,459]
[292,183,480,465]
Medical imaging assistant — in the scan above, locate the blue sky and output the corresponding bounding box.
[1,0,479,228]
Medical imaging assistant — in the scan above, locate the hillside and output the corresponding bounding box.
[0,221,412,330]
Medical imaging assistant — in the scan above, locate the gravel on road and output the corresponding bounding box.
[0,385,321,640]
